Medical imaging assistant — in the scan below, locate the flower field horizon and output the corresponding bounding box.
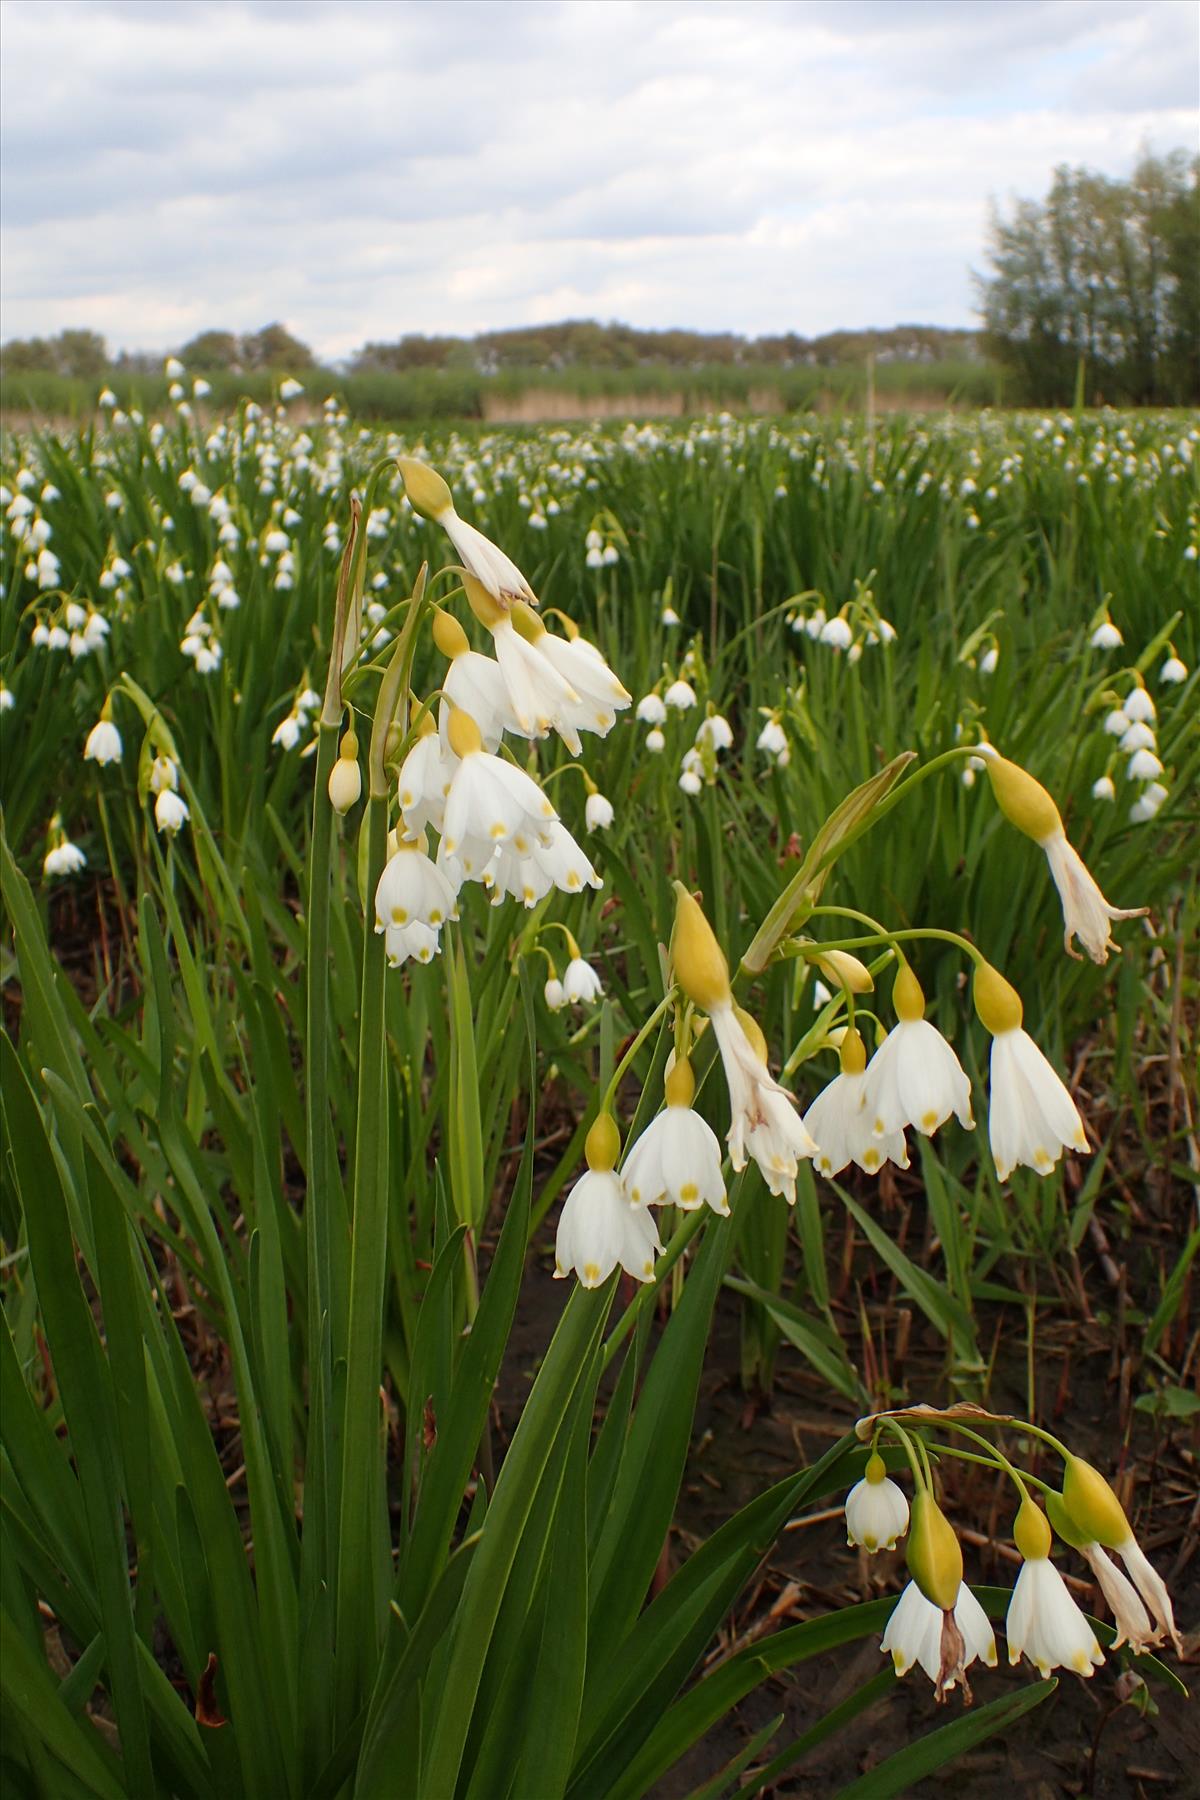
[1,389,1195,1795]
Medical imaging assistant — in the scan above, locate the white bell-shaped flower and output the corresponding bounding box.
[664,678,696,710]
[1007,1555,1103,1678]
[862,967,973,1141]
[880,1580,996,1690]
[621,1057,728,1215]
[383,918,440,968]
[554,1116,660,1288]
[845,1453,910,1552]
[636,692,666,725]
[84,718,123,766]
[374,840,459,938]
[804,1029,910,1178]
[44,838,87,877]
[988,1028,1088,1180]
[485,818,599,908]
[154,789,189,835]
[397,716,458,837]
[1040,829,1145,965]
[440,709,555,875]
[585,790,614,832]
[562,956,603,1005]
[431,606,522,752]
[1079,1543,1156,1653]
[517,608,630,736]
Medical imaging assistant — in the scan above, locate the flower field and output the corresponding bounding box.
[1,391,1196,1795]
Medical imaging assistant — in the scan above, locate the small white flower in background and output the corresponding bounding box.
[193,378,211,398]
[1159,655,1187,684]
[555,1116,661,1288]
[47,624,69,652]
[155,789,189,835]
[757,717,788,758]
[661,604,681,625]
[819,615,854,650]
[1127,748,1164,782]
[602,543,619,565]
[150,754,179,794]
[973,963,1087,1181]
[543,976,566,1012]
[636,692,666,725]
[805,1029,909,1179]
[1123,685,1155,724]
[845,1453,910,1551]
[562,955,603,1005]
[696,711,733,753]
[278,377,304,401]
[1091,775,1116,802]
[585,790,614,832]
[1090,619,1123,650]
[645,727,666,754]
[327,732,362,815]
[1129,785,1167,823]
[979,645,999,675]
[43,827,87,878]
[1103,708,1130,737]
[98,388,117,408]
[622,1055,728,1216]
[0,682,13,712]
[664,678,696,710]
[1118,720,1155,754]
[881,1581,996,1692]
[272,713,303,751]
[84,717,123,766]
[678,765,703,796]
[863,966,974,1142]
[1007,1501,1103,1678]
[585,545,604,570]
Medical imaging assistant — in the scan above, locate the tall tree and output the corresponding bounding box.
[977,151,1199,405]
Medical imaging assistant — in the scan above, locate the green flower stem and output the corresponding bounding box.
[922,1441,1055,1496]
[601,989,677,1116]
[937,1420,1033,1504]
[877,1419,928,1489]
[334,784,391,1728]
[781,924,986,968]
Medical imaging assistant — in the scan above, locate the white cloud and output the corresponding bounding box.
[1,0,1195,357]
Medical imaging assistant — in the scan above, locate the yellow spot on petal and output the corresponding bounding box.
[400,789,414,806]
[541,799,553,815]
[490,821,507,839]
[641,1260,653,1276]
[863,1533,878,1551]
[1071,1650,1090,1673]
[1035,1148,1053,1170]
[391,907,408,924]
[863,1149,879,1171]
[514,833,529,852]
[680,1182,698,1201]
[872,1118,885,1135]
[429,909,442,925]
[583,1262,600,1285]
[921,1110,938,1130]
[567,873,580,889]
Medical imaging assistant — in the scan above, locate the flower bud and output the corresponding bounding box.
[328,733,361,814]
[397,456,453,521]
[840,1026,867,1076]
[816,949,874,994]
[972,960,1023,1035]
[905,1489,962,1611]
[980,750,1063,844]
[585,1112,621,1173]
[1060,1455,1130,1548]
[670,882,731,1012]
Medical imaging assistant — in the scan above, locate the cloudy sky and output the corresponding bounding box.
[1,0,1195,360]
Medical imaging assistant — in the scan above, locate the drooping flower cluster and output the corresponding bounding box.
[846,1407,1182,1703]
[364,459,629,971]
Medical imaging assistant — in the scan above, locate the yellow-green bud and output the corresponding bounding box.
[670,882,732,1012]
[840,1027,867,1076]
[511,600,546,644]
[328,733,361,814]
[1060,1455,1130,1548]
[983,751,1063,845]
[462,571,506,630]
[973,961,1023,1036]
[586,1112,620,1173]
[413,703,436,738]
[734,1004,768,1064]
[1013,1495,1053,1561]
[397,457,453,521]
[432,607,469,661]
[446,707,483,760]
[905,1489,962,1610]
[816,949,874,994]
[1045,1489,1092,1551]
[865,1451,887,1485]
[664,1055,695,1109]
[892,963,925,1023]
